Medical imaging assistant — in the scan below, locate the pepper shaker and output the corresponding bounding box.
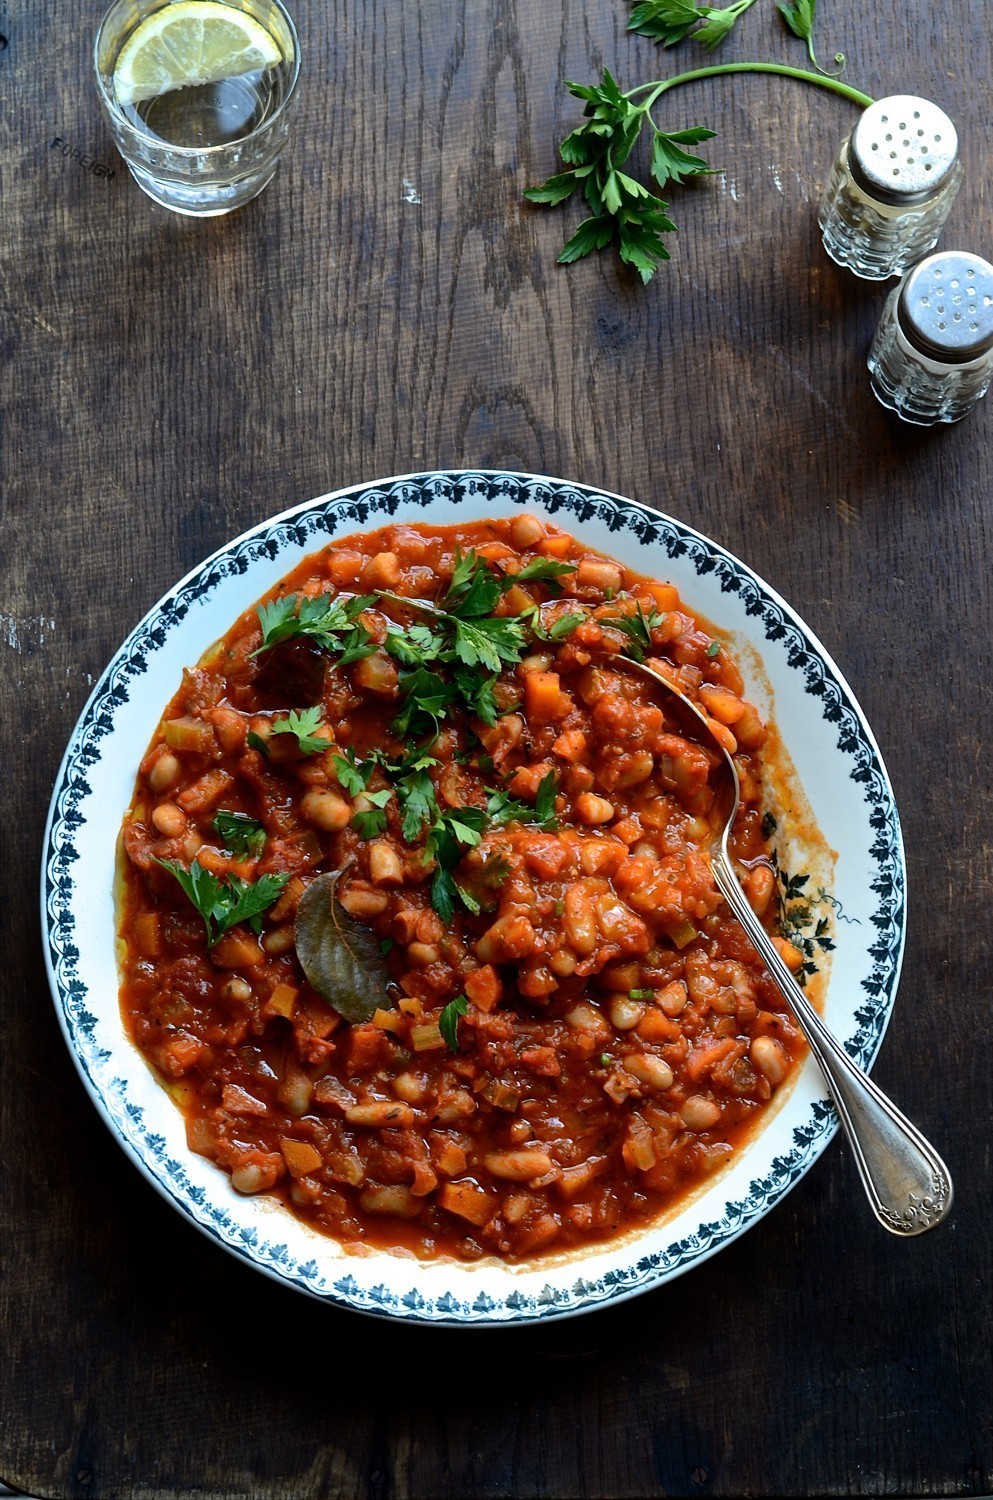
[819,96,963,280]
[867,252,993,424]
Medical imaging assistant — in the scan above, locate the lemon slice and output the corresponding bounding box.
[113,1,282,107]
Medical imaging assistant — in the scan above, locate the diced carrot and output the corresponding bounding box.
[685,1036,739,1083]
[133,910,162,959]
[551,728,587,762]
[524,671,568,722]
[643,582,680,612]
[635,1009,681,1043]
[178,769,235,814]
[438,1180,493,1227]
[279,1138,323,1179]
[537,533,572,558]
[211,929,265,969]
[463,965,502,1013]
[268,874,305,924]
[348,1024,391,1068]
[264,983,298,1020]
[157,1032,203,1076]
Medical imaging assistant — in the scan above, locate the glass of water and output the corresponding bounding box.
[94,0,300,216]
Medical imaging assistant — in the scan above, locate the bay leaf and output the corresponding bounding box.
[295,869,391,1025]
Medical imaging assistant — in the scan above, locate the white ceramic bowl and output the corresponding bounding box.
[42,471,906,1324]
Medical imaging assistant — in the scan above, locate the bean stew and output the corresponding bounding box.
[117,516,813,1262]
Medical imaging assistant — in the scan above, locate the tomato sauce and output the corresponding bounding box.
[117,515,806,1262]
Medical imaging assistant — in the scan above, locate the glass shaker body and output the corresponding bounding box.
[867,252,993,424]
[819,96,962,280]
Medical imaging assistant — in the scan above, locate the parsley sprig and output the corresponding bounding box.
[600,600,666,661]
[526,64,872,280]
[379,550,577,734]
[155,857,289,947]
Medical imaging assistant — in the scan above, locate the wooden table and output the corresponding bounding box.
[2,0,990,1494]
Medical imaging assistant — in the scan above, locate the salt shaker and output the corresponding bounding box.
[867,252,993,424]
[819,96,963,280]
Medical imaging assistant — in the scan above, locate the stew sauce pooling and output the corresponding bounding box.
[118,516,808,1262]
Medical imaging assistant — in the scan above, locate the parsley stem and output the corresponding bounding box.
[627,62,873,115]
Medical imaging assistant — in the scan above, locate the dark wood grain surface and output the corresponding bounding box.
[2,0,990,1495]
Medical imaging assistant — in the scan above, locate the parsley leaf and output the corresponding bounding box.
[513,557,578,587]
[628,0,707,46]
[155,857,289,947]
[396,757,439,841]
[351,787,394,840]
[601,601,665,661]
[210,810,266,859]
[332,747,375,797]
[425,805,488,921]
[439,994,469,1053]
[485,771,559,831]
[778,0,845,74]
[253,706,329,756]
[452,615,528,673]
[254,592,377,661]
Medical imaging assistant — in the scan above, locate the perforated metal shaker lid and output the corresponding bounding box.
[897,252,993,363]
[849,95,958,204]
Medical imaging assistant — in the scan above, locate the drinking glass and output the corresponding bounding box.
[94,0,300,216]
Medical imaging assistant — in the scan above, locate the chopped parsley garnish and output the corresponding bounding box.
[706,638,721,658]
[486,771,559,830]
[424,805,489,922]
[253,592,377,663]
[601,600,666,661]
[210,810,266,859]
[155,857,289,947]
[250,706,329,756]
[439,994,469,1052]
[351,787,394,840]
[629,988,654,1000]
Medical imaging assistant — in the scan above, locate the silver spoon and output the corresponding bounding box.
[611,651,953,1237]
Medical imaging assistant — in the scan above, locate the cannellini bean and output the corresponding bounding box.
[745,864,776,917]
[564,1002,610,1040]
[575,793,614,826]
[221,976,252,1003]
[563,885,597,955]
[406,942,441,967]
[345,1101,416,1128]
[338,883,390,918]
[577,558,623,593]
[392,1071,427,1104]
[512,514,546,548]
[658,980,689,1017]
[369,841,403,886]
[151,802,187,838]
[608,994,645,1031]
[750,1035,788,1085]
[484,1148,553,1181]
[231,1157,282,1194]
[148,751,181,793]
[262,925,295,956]
[625,1053,675,1091]
[681,1094,722,1131]
[301,789,352,832]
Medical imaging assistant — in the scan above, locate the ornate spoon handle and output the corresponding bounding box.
[712,854,953,1235]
